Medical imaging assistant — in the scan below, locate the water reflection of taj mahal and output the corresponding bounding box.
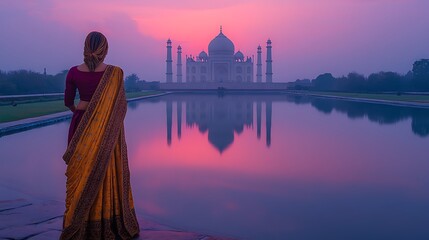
[165,95,272,153]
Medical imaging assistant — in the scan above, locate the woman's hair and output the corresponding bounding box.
[83,31,108,72]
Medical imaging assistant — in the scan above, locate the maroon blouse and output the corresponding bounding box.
[64,66,105,107]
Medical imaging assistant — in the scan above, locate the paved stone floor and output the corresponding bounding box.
[0,186,235,240]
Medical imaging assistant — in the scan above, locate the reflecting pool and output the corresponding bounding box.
[1,93,429,240]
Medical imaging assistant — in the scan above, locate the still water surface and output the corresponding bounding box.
[1,93,429,239]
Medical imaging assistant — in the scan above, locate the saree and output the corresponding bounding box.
[61,65,140,239]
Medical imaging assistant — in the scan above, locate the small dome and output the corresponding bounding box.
[199,51,208,60]
[234,51,244,61]
[208,28,235,56]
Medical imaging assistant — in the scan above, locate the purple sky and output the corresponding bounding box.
[0,0,428,82]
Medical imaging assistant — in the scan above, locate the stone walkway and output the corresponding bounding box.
[0,186,235,240]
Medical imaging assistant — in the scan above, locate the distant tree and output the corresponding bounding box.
[0,70,16,94]
[312,73,335,91]
[49,70,68,92]
[412,59,429,90]
[402,71,414,91]
[344,72,366,92]
[404,71,413,81]
[124,73,140,92]
[367,72,402,92]
[292,79,311,90]
[413,59,429,78]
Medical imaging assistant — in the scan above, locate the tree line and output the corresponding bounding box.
[0,70,68,95]
[293,59,429,92]
[0,69,152,95]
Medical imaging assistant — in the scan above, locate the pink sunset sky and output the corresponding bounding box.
[0,0,428,82]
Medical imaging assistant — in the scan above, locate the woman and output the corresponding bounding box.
[62,31,140,239]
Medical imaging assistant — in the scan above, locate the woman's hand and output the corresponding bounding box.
[69,105,76,113]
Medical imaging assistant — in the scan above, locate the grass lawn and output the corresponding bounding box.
[125,91,163,99]
[0,91,164,123]
[0,100,68,123]
[310,92,429,103]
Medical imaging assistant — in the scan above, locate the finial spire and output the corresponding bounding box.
[220,25,222,33]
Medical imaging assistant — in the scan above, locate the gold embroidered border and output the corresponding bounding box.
[62,211,138,240]
[119,126,140,234]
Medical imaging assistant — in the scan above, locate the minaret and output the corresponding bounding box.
[257,101,262,139]
[167,100,172,145]
[177,45,182,83]
[266,39,273,83]
[177,101,182,139]
[266,100,272,147]
[166,39,173,83]
[257,45,262,82]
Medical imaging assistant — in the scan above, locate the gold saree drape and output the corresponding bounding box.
[61,65,139,239]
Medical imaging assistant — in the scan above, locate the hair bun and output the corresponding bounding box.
[83,32,108,72]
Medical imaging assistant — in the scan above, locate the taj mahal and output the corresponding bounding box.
[160,27,287,90]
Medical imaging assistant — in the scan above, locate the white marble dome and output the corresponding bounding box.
[234,51,244,61]
[208,30,235,56]
[199,51,208,60]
